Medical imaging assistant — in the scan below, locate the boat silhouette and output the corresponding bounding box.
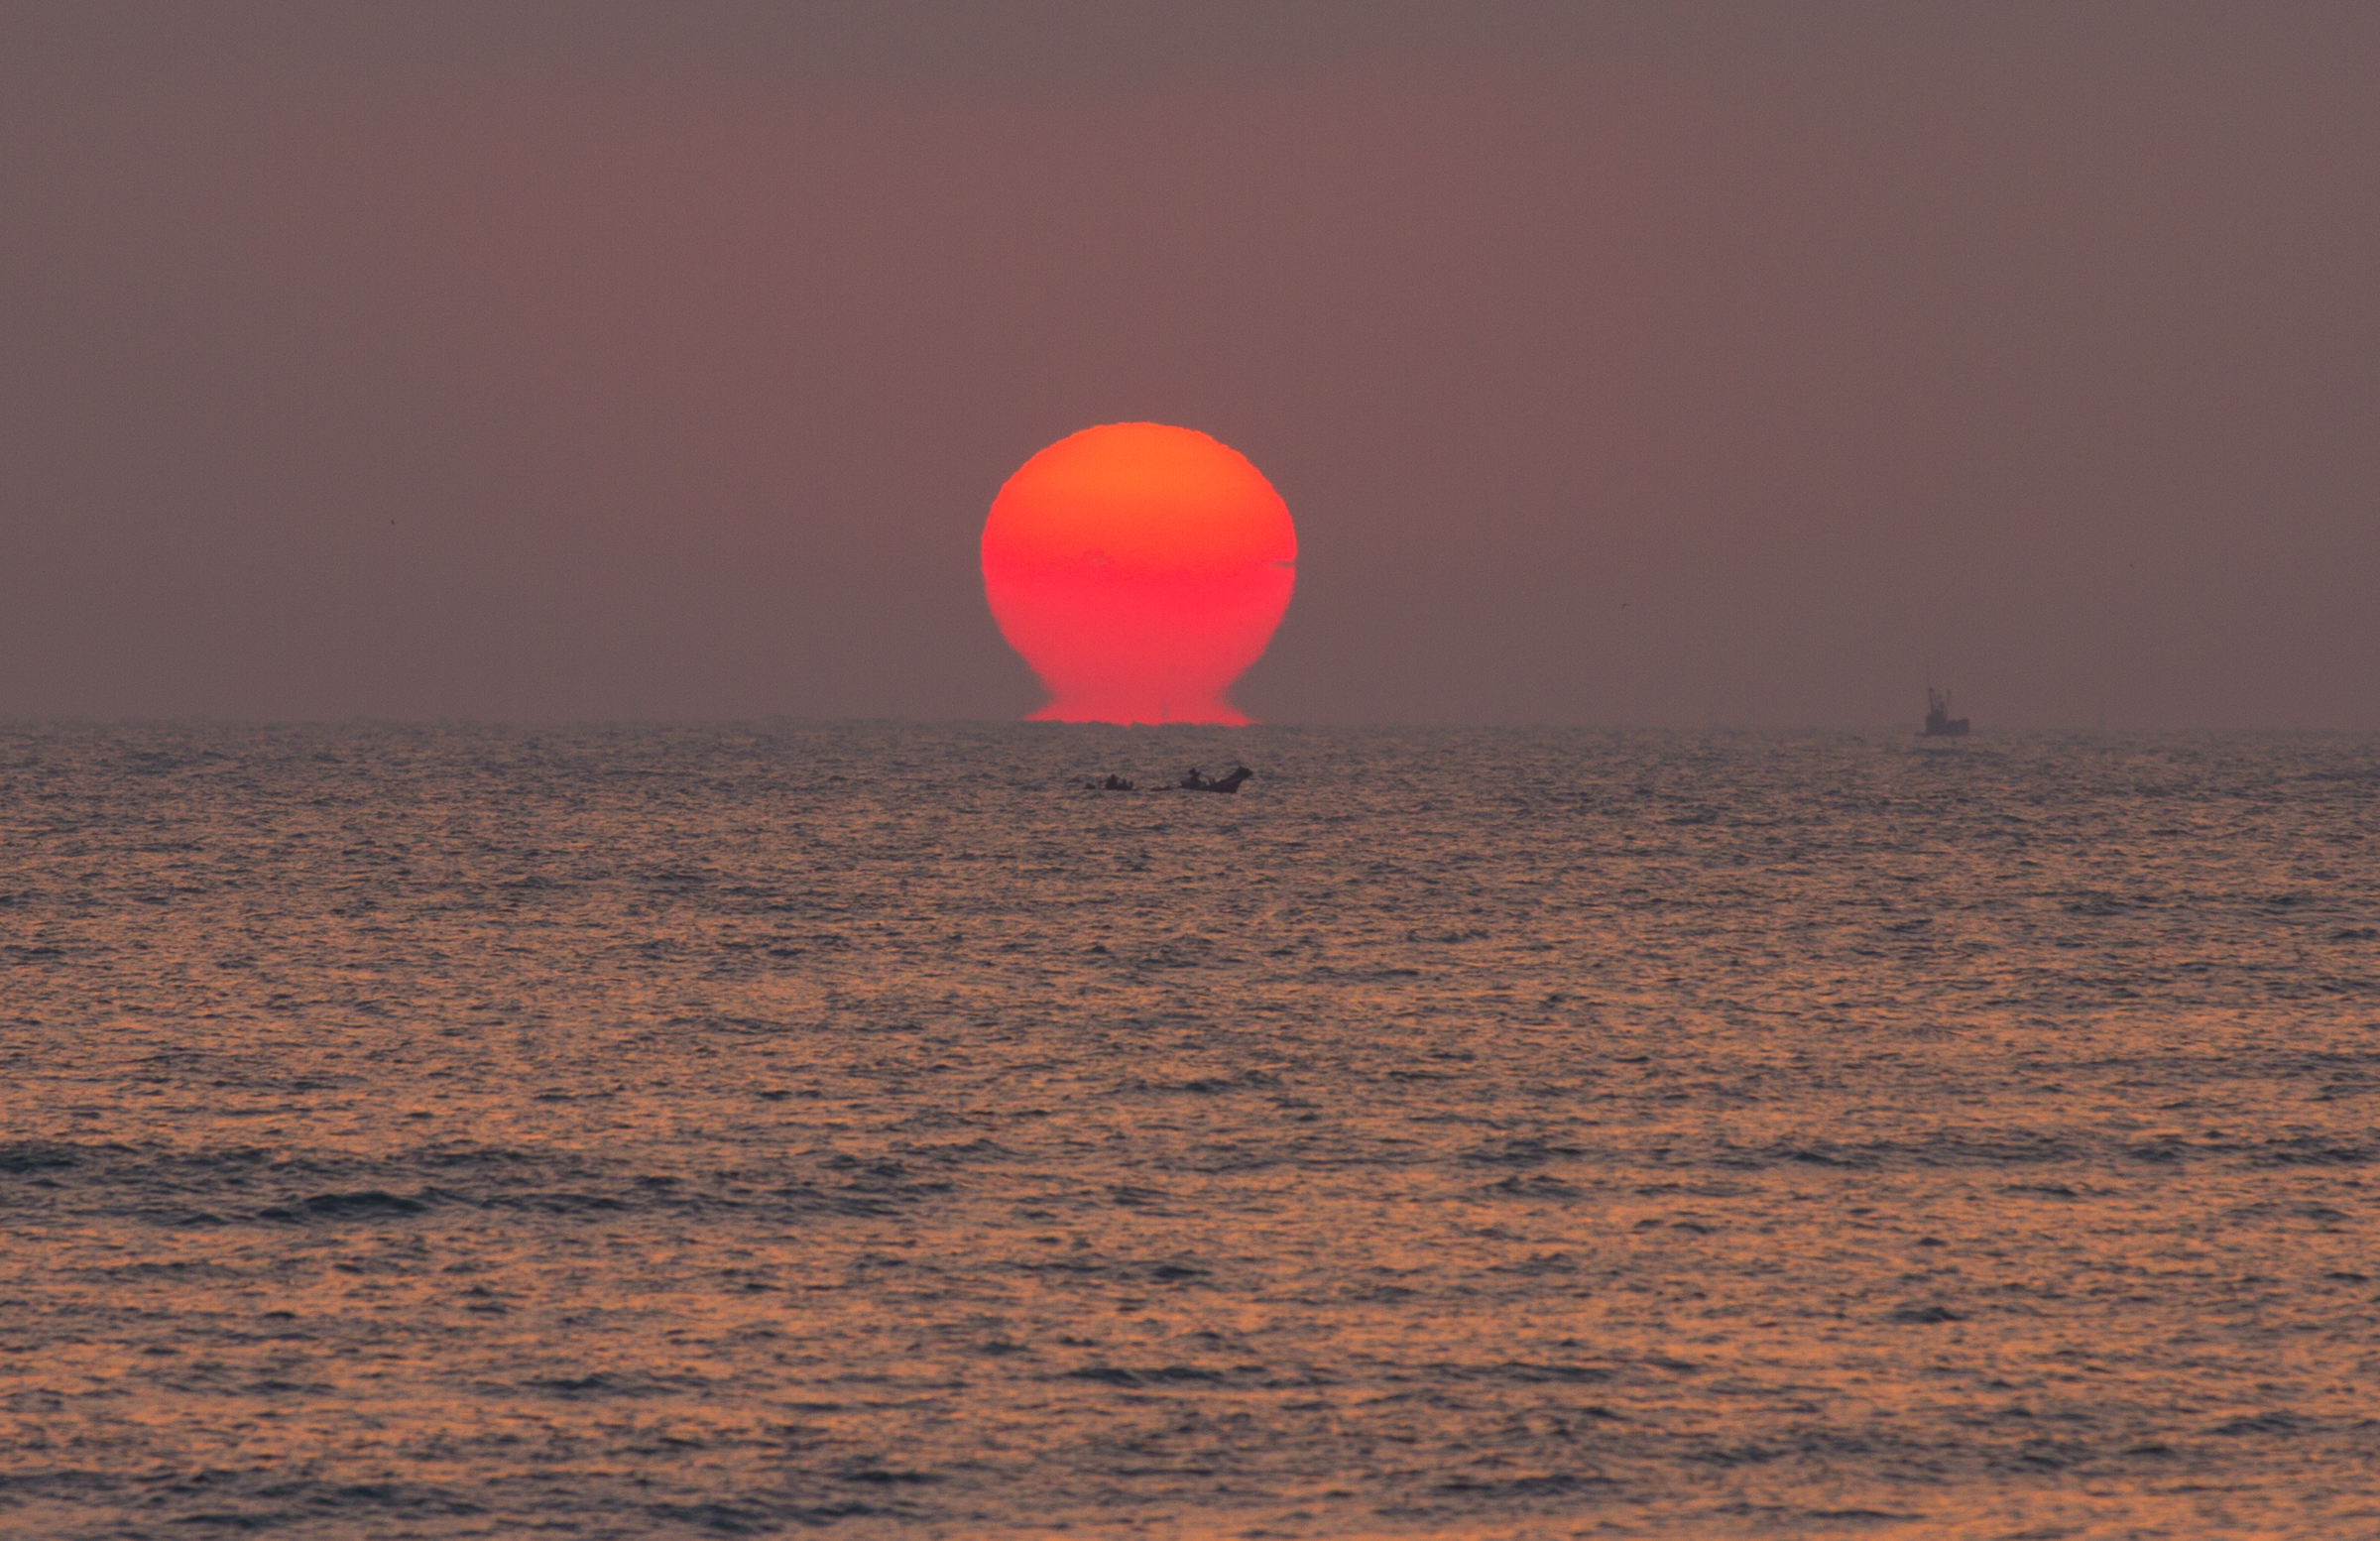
[1922,687,1970,738]
[1179,766,1253,794]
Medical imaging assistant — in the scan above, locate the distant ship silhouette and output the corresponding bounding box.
[1922,687,1970,738]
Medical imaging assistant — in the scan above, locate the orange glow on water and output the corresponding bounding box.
[982,423,1296,725]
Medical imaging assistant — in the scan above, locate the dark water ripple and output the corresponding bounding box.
[1,723,2376,1538]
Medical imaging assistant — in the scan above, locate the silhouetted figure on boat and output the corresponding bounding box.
[1104,774,1133,790]
[1179,766,1253,794]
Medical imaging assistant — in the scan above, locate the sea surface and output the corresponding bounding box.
[2,723,2375,1540]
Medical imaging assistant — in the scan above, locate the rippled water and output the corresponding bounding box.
[3,723,2375,1539]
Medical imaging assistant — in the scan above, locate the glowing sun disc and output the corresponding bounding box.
[982,423,1296,725]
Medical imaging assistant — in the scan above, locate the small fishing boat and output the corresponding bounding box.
[1922,688,1970,738]
[1179,766,1253,794]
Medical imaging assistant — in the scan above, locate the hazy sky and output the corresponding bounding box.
[5,2,2375,727]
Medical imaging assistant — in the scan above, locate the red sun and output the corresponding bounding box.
[982,423,1296,725]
